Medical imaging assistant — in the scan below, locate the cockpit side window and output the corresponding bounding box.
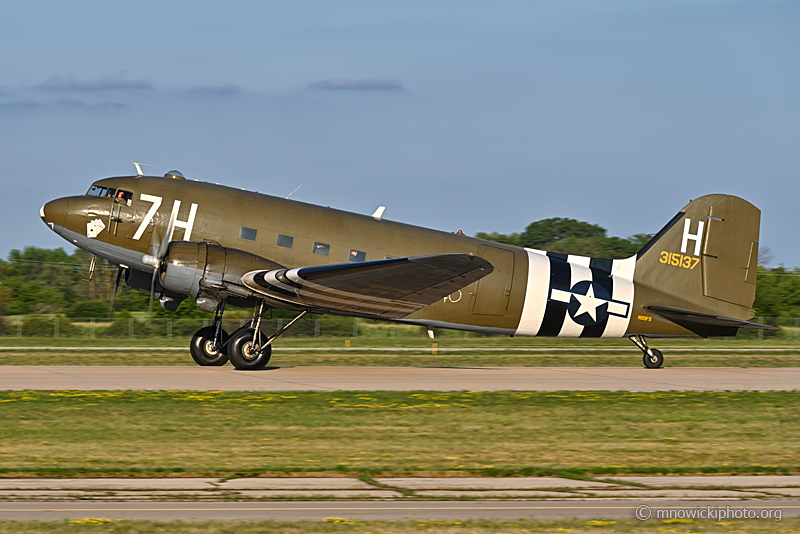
[114,189,133,206]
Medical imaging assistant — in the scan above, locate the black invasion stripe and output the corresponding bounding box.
[546,251,568,262]
[537,256,571,337]
[589,257,613,276]
[581,262,614,338]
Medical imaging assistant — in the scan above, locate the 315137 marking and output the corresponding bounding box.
[660,251,699,270]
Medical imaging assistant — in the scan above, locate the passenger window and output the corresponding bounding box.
[276,234,294,248]
[313,242,330,256]
[240,227,258,241]
[349,250,366,262]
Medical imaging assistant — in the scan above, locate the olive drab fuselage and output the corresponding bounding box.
[41,173,764,342]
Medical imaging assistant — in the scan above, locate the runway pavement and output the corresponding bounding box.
[1,500,797,521]
[1,365,799,391]
[3,476,800,501]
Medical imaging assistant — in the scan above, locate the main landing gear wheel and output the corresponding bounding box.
[643,348,664,369]
[190,326,230,366]
[228,328,273,371]
[630,334,664,369]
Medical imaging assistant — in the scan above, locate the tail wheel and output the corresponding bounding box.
[643,348,664,369]
[228,328,273,371]
[190,326,230,366]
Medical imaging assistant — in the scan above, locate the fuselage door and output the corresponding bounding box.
[471,246,515,316]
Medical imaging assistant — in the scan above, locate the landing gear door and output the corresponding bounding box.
[471,246,514,316]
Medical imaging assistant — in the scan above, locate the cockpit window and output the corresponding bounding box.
[113,189,133,206]
[85,185,132,206]
[87,185,107,197]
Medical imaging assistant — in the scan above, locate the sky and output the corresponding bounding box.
[1,0,798,267]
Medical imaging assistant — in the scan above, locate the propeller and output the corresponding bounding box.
[107,266,124,318]
[142,209,177,316]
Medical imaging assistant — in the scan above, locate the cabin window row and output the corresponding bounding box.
[277,233,365,262]
[240,229,366,262]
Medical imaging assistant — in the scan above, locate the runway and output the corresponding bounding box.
[1,365,799,391]
[1,500,797,521]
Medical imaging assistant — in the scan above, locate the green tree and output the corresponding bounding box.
[476,218,651,260]
[752,267,800,318]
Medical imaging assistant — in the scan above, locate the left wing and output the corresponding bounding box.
[241,253,493,318]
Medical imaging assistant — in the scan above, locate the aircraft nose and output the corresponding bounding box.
[40,197,69,235]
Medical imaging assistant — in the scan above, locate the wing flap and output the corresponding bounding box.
[242,253,493,319]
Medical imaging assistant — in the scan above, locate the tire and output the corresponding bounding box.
[190,326,230,366]
[228,328,272,371]
[643,348,664,369]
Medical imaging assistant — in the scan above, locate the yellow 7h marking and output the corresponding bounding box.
[660,251,699,270]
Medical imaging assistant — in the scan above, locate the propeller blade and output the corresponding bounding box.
[108,267,123,318]
[148,268,157,317]
[147,208,177,317]
[159,209,177,260]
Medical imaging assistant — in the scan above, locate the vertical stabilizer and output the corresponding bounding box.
[633,194,760,321]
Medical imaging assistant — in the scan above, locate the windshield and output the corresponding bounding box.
[86,185,133,206]
[86,184,108,197]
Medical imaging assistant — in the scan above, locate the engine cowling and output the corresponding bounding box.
[160,242,284,311]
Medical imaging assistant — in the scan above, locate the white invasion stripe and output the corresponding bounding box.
[567,254,591,268]
[558,260,592,338]
[603,255,636,338]
[514,249,550,336]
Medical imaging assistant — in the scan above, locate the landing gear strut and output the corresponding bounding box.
[630,335,664,369]
[189,300,307,370]
[227,301,308,371]
[190,302,229,366]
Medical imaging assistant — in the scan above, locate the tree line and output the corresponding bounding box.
[0,217,798,319]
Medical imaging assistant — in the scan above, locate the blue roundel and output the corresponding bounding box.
[567,281,611,326]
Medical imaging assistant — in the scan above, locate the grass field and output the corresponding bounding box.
[2,347,800,367]
[1,518,796,534]
[2,390,799,478]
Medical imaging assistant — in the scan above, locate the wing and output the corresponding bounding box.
[241,253,493,319]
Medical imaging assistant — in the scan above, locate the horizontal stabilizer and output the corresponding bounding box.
[242,253,493,319]
[647,306,778,338]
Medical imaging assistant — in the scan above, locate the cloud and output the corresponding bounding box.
[39,73,152,91]
[308,78,404,91]
[185,83,241,96]
[56,99,129,110]
[0,99,41,110]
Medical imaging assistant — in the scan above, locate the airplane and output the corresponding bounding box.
[39,166,775,370]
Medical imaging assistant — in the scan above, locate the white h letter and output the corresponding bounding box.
[681,218,704,256]
[171,200,198,241]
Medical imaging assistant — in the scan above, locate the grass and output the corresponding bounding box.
[2,348,800,367]
[1,390,800,478]
[0,518,797,534]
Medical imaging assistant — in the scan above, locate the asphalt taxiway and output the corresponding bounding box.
[1,365,799,391]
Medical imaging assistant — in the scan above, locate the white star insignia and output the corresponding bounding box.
[572,284,604,322]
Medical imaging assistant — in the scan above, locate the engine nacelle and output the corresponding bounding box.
[160,242,283,311]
